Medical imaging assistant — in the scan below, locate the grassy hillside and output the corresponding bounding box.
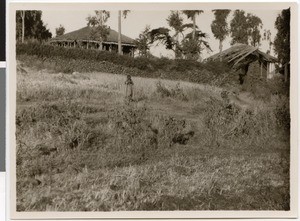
[16,61,290,211]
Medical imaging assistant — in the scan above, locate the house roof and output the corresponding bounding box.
[50,26,136,46]
[206,44,277,66]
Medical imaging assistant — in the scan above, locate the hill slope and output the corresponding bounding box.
[16,64,290,211]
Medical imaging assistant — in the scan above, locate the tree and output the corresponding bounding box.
[263,29,272,53]
[246,14,262,47]
[149,10,211,60]
[211,9,231,53]
[273,8,290,65]
[166,11,183,58]
[230,10,249,45]
[181,30,212,60]
[182,10,204,39]
[118,10,130,55]
[230,10,263,47]
[55,24,65,37]
[166,11,195,58]
[134,25,152,57]
[86,10,110,47]
[16,10,52,42]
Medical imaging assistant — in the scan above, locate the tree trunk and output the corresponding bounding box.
[218,40,223,61]
[193,15,196,39]
[21,11,25,43]
[175,32,179,58]
[219,40,223,53]
[118,10,122,55]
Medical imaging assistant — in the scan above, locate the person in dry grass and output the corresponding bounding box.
[125,75,134,101]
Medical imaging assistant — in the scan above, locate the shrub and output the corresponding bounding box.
[155,81,188,101]
[16,43,233,86]
[202,96,282,149]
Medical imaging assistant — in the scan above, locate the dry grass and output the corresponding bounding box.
[16,63,290,211]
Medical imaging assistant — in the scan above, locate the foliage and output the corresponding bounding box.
[181,31,212,60]
[134,25,152,57]
[55,24,65,37]
[230,10,263,46]
[16,10,52,42]
[149,27,174,50]
[263,29,273,53]
[166,11,187,58]
[167,11,184,35]
[230,10,248,45]
[16,43,219,75]
[122,10,130,19]
[182,10,203,20]
[211,10,231,52]
[182,10,204,39]
[86,10,110,26]
[86,10,110,42]
[273,8,290,65]
[150,11,210,60]
[246,14,263,47]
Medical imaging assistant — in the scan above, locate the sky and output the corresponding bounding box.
[42,9,281,59]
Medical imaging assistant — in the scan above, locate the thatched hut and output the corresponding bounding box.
[206,44,278,81]
[49,26,136,57]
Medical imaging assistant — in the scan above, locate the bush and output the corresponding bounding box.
[155,81,188,101]
[202,96,283,149]
[16,43,233,86]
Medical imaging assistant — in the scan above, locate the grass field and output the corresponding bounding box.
[16,61,290,211]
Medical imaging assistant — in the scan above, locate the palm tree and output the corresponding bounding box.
[182,10,204,39]
[118,10,130,55]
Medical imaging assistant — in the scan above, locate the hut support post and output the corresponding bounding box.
[267,63,270,79]
[86,41,89,49]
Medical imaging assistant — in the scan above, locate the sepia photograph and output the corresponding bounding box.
[8,2,298,219]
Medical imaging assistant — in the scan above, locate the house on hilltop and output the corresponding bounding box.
[49,26,136,57]
[206,44,278,81]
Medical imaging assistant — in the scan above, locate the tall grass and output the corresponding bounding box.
[16,64,290,211]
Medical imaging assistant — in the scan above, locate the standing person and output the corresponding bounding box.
[125,75,134,101]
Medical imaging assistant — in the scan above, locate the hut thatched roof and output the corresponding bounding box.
[207,44,277,67]
[50,26,136,46]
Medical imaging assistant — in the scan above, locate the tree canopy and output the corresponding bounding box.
[230,10,249,45]
[230,10,263,46]
[246,14,263,47]
[211,9,231,52]
[273,8,290,65]
[55,24,65,37]
[149,11,210,60]
[86,10,110,42]
[16,10,52,41]
[134,25,152,57]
